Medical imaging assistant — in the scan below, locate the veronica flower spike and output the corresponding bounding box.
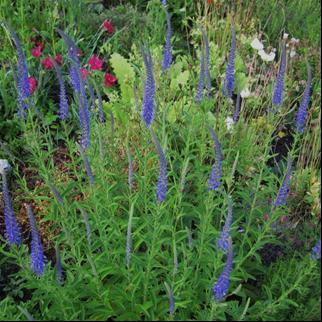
[0,160,21,245]
[272,42,287,107]
[195,48,205,104]
[162,9,173,72]
[208,128,223,191]
[296,63,312,133]
[212,239,233,303]
[151,131,167,203]
[311,239,321,260]
[274,157,293,207]
[26,204,45,276]
[4,22,30,115]
[57,29,90,149]
[223,26,236,98]
[216,198,233,253]
[52,58,69,120]
[141,47,155,127]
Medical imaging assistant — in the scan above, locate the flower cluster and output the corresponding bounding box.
[223,27,236,98]
[151,131,167,203]
[272,42,287,106]
[102,19,114,34]
[6,23,30,116]
[212,239,233,303]
[141,47,155,127]
[251,37,276,62]
[52,58,69,120]
[208,128,223,191]
[162,9,172,72]
[0,160,21,245]
[58,29,91,150]
[217,198,233,253]
[274,158,293,207]
[296,64,312,133]
[311,239,321,260]
[195,28,212,103]
[195,49,205,104]
[26,204,45,276]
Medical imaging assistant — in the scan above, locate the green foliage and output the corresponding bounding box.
[0,0,321,321]
[109,53,135,105]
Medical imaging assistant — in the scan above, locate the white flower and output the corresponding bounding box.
[241,87,251,98]
[290,49,296,58]
[283,33,289,39]
[291,37,300,43]
[225,117,234,133]
[251,38,264,50]
[258,49,276,62]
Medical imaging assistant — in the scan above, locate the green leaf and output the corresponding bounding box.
[109,53,135,104]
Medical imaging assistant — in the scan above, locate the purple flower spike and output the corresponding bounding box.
[195,50,205,104]
[79,100,91,150]
[5,23,30,115]
[296,64,312,133]
[69,66,81,94]
[47,181,63,204]
[274,158,293,207]
[164,282,175,316]
[52,59,69,120]
[57,29,90,149]
[1,163,21,245]
[141,47,155,127]
[208,128,223,191]
[26,204,45,276]
[217,198,233,253]
[151,131,167,203]
[162,9,172,72]
[311,239,321,260]
[272,42,287,106]
[223,27,236,98]
[212,239,233,303]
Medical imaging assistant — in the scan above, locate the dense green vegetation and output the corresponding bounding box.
[0,0,320,320]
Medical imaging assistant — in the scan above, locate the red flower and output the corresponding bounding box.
[41,57,53,70]
[207,0,213,4]
[31,45,42,58]
[102,20,114,34]
[55,54,62,65]
[80,68,90,80]
[31,37,44,48]
[88,54,103,70]
[104,73,117,87]
[28,77,37,94]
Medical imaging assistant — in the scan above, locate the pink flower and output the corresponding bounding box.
[31,45,42,58]
[102,20,114,34]
[104,73,117,87]
[55,54,62,65]
[28,77,37,94]
[41,57,53,70]
[88,54,103,70]
[80,68,90,80]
